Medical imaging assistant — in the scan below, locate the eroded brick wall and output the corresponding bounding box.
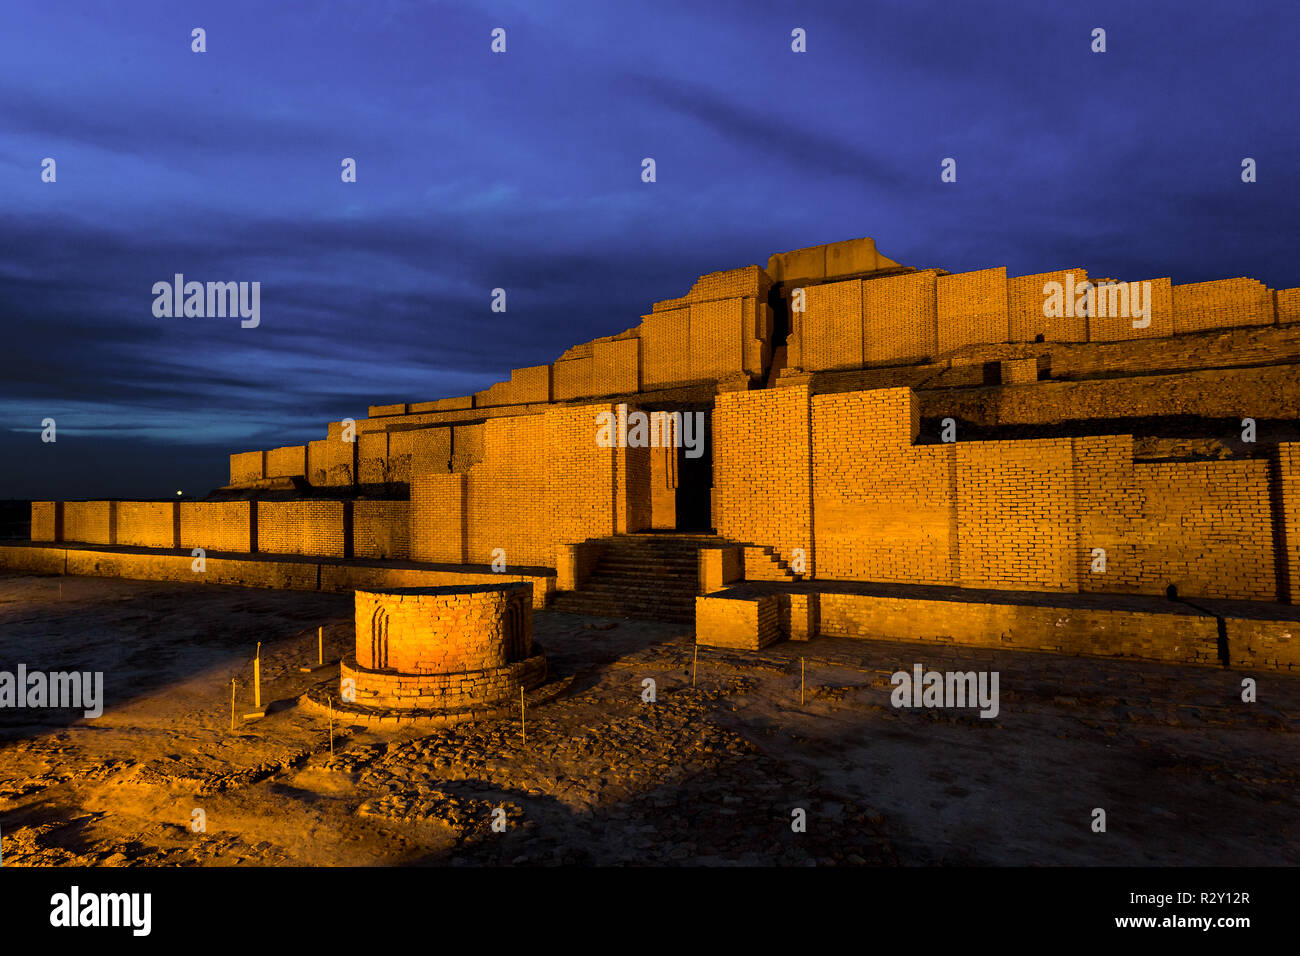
[308,437,355,487]
[229,451,264,484]
[353,501,409,560]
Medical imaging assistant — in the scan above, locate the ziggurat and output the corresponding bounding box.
[9,237,1300,670]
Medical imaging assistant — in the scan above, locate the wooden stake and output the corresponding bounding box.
[520,686,526,746]
[692,644,698,688]
[318,626,324,666]
[230,679,236,731]
[327,696,334,758]
[801,657,805,705]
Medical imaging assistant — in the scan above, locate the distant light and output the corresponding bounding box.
[176,490,183,497]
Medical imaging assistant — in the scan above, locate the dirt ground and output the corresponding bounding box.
[0,571,1295,866]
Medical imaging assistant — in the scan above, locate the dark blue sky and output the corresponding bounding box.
[2,0,1297,498]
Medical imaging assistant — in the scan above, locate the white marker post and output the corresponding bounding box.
[300,625,334,673]
[244,643,266,720]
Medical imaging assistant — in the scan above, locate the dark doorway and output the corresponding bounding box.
[676,408,713,531]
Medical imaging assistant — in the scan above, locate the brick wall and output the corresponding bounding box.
[689,297,748,381]
[31,501,61,541]
[1172,277,1273,335]
[357,432,388,485]
[1072,435,1143,592]
[1278,288,1300,326]
[1087,277,1173,342]
[384,429,452,486]
[1130,460,1275,600]
[115,501,178,549]
[937,267,1008,353]
[264,445,306,479]
[593,339,640,396]
[652,264,770,312]
[811,390,955,584]
[723,385,1288,602]
[179,501,253,552]
[936,363,1300,428]
[639,307,691,389]
[714,385,813,572]
[1275,443,1300,604]
[955,439,1078,591]
[861,269,938,365]
[353,501,409,560]
[257,500,346,558]
[308,437,355,487]
[410,473,467,564]
[463,414,549,566]
[63,501,114,544]
[353,584,531,673]
[1008,269,1087,343]
[800,279,862,372]
[553,355,595,400]
[229,451,264,484]
[451,424,484,472]
[544,403,622,555]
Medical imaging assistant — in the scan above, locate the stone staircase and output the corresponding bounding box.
[549,533,720,623]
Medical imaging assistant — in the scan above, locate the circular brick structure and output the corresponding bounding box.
[332,583,547,722]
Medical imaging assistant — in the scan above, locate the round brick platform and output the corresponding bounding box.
[317,583,548,724]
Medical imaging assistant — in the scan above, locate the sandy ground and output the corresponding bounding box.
[0,571,1295,866]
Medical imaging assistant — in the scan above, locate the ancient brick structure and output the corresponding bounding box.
[340,584,546,717]
[11,236,1300,669]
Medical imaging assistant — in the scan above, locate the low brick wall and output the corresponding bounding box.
[695,592,781,650]
[817,591,1221,666]
[341,654,546,711]
[0,543,556,603]
[1223,617,1300,671]
[346,583,545,713]
[321,565,552,608]
[354,584,532,673]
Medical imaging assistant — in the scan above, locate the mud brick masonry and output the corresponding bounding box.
[336,583,546,720]
[9,237,1300,670]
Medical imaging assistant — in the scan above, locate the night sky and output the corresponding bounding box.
[2,0,1297,499]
